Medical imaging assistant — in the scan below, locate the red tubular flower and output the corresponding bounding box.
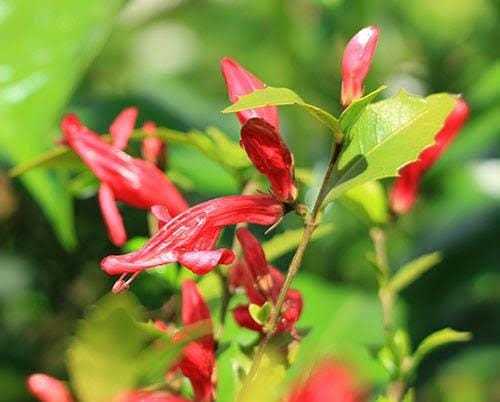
[286,360,366,402]
[241,118,297,203]
[114,391,190,402]
[60,111,188,246]
[221,58,297,203]
[26,374,73,402]
[101,195,283,291]
[177,280,215,402]
[141,121,166,168]
[390,98,469,214]
[230,228,303,334]
[220,57,279,130]
[341,26,379,107]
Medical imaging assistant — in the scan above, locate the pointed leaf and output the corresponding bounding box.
[325,91,457,203]
[222,87,341,135]
[413,328,472,367]
[340,86,386,133]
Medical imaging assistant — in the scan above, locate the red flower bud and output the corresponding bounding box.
[61,112,188,246]
[390,98,469,214]
[341,26,379,107]
[220,57,279,130]
[110,107,139,150]
[230,228,303,333]
[241,118,297,203]
[286,360,366,402]
[101,195,283,290]
[26,374,73,402]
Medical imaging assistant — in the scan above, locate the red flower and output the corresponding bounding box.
[341,26,379,107]
[241,118,297,203]
[177,280,215,402]
[101,195,283,292]
[230,228,303,334]
[286,360,366,402]
[141,121,166,168]
[220,57,279,130]
[221,58,297,203]
[390,98,469,214]
[26,374,73,402]
[60,110,188,246]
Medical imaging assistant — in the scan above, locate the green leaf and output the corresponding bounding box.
[249,302,272,325]
[388,252,442,293]
[67,294,151,402]
[413,328,472,368]
[68,171,99,198]
[0,0,125,248]
[340,86,386,133]
[222,87,341,136]
[341,181,388,224]
[262,223,334,262]
[325,91,457,203]
[295,167,315,186]
[67,293,209,402]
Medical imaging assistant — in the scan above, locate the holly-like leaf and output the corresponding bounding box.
[388,252,442,293]
[0,0,125,248]
[341,181,388,224]
[325,91,457,203]
[222,87,341,135]
[413,328,472,368]
[262,223,334,262]
[340,86,386,133]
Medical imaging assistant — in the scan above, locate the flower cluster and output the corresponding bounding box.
[24,24,468,402]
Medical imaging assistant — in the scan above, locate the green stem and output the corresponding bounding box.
[239,140,343,395]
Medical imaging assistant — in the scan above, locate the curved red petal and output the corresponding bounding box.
[110,107,138,150]
[99,183,127,246]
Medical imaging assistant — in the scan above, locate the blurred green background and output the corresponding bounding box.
[0,0,499,401]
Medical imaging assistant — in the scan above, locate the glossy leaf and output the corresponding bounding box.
[0,0,125,247]
[340,86,386,133]
[222,87,341,135]
[325,91,457,203]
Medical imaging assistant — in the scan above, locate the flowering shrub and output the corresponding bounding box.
[12,26,471,402]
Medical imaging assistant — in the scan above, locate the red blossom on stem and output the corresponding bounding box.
[26,374,73,402]
[101,195,283,292]
[341,26,379,107]
[60,111,188,246]
[230,228,303,334]
[390,98,470,214]
[221,58,297,203]
[286,360,366,402]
